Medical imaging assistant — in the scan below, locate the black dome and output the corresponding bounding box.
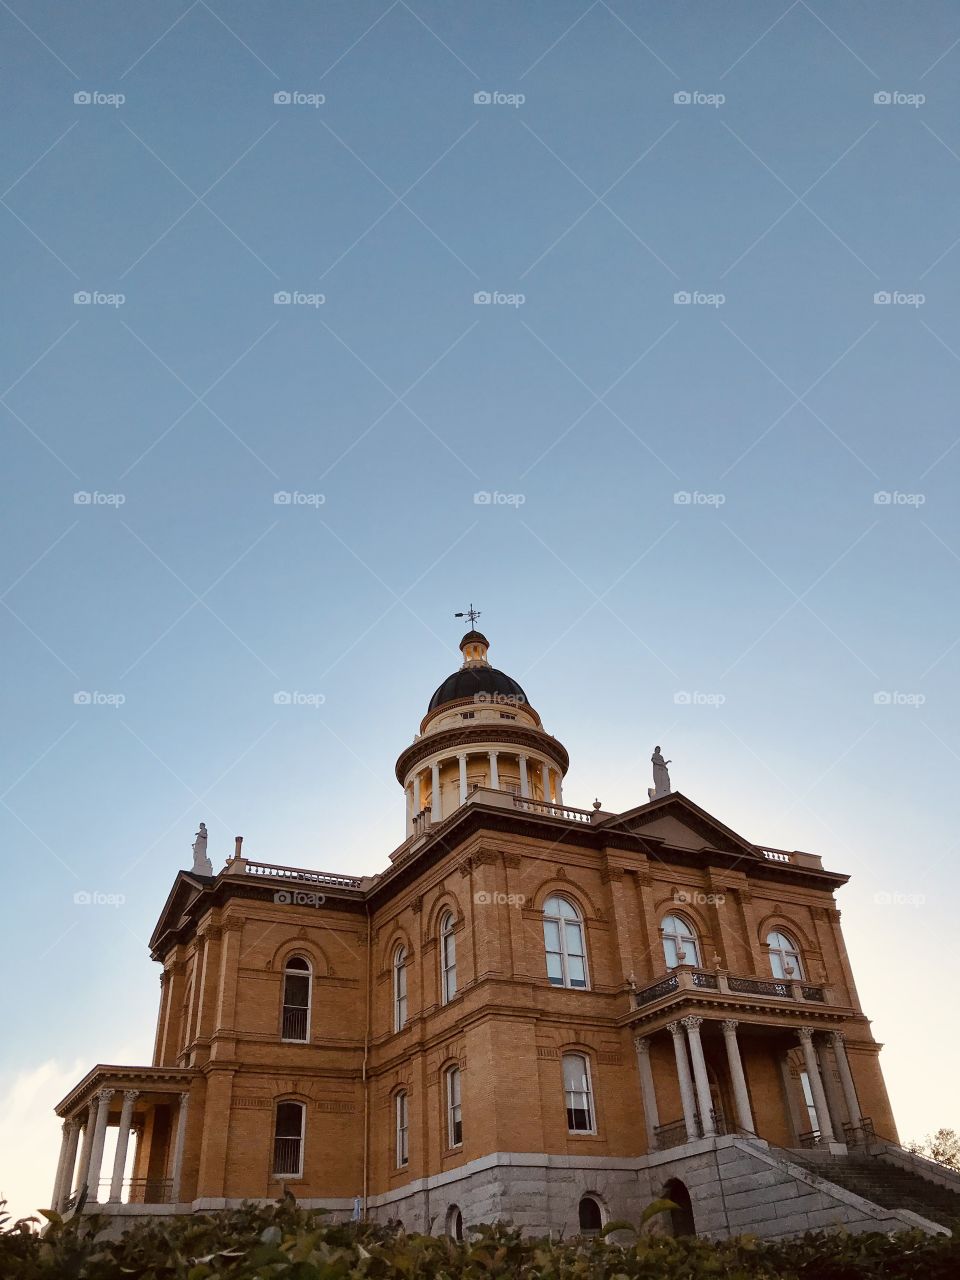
[428,665,528,712]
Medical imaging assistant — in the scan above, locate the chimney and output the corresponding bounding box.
[234,835,244,860]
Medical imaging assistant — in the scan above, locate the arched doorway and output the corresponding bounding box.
[663,1178,695,1236]
[577,1195,603,1236]
[446,1204,464,1240]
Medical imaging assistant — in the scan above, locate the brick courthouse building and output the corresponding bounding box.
[51,629,957,1237]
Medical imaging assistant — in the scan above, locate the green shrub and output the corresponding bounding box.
[1,1196,957,1279]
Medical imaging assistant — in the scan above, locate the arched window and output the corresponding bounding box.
[446,1204,464,1240]
[395,1091,409,1168]
[578,1195,603,1235]
[273,1100,305,1177]
[281,956,311,1042]
[543,895,588,989]
[446,1065,462,1147]
[661,914,701,969]
[394,945,407,1032]
[663,1178,695,1235]
[562,1052,595,1133]
[766,929,804,979]
[440,911,457,1004]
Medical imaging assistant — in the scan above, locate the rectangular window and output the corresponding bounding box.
[563,1054,595,1134]
[281,973,310,1041]
[460,711,475,720]
[396,1093,409,1167]
[273,1102,305,1177]
[395,961,407,1032]
[447,1067,463,1147]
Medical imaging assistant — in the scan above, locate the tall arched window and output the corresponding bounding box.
[273,1100,305,1177]
[542,895,588,989]
[393,945,408,1032]
[446,1065,462,1147]
[562,1052,595,1133]
[766,929,803,979]
[446,1204,464,1240]
[395,1091,409,1168]
[440,911,457,1004]
[281,956,311,1042]
[661,914,701,969]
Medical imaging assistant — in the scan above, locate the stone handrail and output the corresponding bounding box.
[512,796,594,823]
[633,967,831,1008]
[243,860,362,890]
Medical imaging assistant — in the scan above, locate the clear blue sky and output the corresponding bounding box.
[2,0,959,1219]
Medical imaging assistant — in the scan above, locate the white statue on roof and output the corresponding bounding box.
[191,822,213,876]
[649,746,672,801]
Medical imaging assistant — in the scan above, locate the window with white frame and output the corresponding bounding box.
[542,895,588,989]
[273,1100,305,1177]
[394,945,408,1031]
[395,1091,409,1167]
[562,1053,595,1133]
[281,956,311,1042]
[440,911,457,1004]
[766,929,804,980]
[446,1065,463,1147]
[661,914,701,969]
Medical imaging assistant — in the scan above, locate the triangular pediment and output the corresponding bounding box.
[148,870,213,955]
[599,791,762,859]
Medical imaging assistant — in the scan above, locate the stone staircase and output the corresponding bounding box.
[793,1153,960,1231]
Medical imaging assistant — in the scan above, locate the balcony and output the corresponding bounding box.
[631,966,837,1018]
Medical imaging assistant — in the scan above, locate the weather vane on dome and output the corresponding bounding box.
[455,604,482,627]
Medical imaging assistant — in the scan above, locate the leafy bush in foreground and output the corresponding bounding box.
[1,1196,957,1280]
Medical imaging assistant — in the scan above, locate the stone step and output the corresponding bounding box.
[792,1156,960,1230]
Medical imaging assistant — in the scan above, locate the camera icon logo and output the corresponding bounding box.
[673,491,692,504]
[874,91,892,105]
[274,291,291,304]
[273,691,292,705]
[873,491,892,505]
[473,291,491,304]
[674,91,692,104]
[74,91,91,105]
[273,491,292,505]
[873,691,892,705]
[74,691,92,704]
[274,91,292,104]
[73,491,92,504]
[473,91,492,105]
[473,490,492,504]
[74,291,91,305]
[673,291,691,304]
[73,890,92,904]
[674,691,692,704]
[873,291,891,304]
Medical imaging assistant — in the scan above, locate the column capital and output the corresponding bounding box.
[633,1035,651,1056]
[830,1029,845,1043]
[796,1026,814,1044]
[95,1087,115,1104]
[123,1089,140,1103]
[721,1018,739,1034]
[62,1117,76,1135]
[680,1014,704,1031]
[666,1020,685,1038]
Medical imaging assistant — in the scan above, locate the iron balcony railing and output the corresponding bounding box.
[281,1005,308,1041]
[633,966,832,1009]
[273,1137,302,1178]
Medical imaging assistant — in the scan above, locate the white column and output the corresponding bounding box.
[518,754,529,798]
[431,760,441,822]
[488,750,499,789]
[108,1090,138,1203]
[405,784,413,835]
[797,1027,835,1142]
[57,1118,81,1210]
[831,1031,863,1127]
[721,1019,755,1134]
[634,1036,660,1149]
[667,1021,699,1141]
[555,773,563,805]
[51,1119,74,1211]
[682,1016,716,1136]
[412,772,421,815]
[540,761,550,802]
[458,753,468,804]
[86,1088,113,1200]
[75,1105,96,1195]
[170,1093,190,1203]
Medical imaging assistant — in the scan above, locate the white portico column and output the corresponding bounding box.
[555,773,563,804]
[52,1119,76,1211]
[170,1093,190,1203]
[518,754,529,798]
[458,753,468,804]
[721,1019,755,1134]
[831,1031,863,1127]
[75,1104,96,1196]
[488,750,499,789]
[797,1027,835,1142]
[667,1021,699,1141]
[86,1088,114,1200]
[540,761,551,802]
[108,1090,139,1203]
[431,760,441,821]
[412,772,421,816]
[58,1118,81,1209]
[405,784,413,834]
[682,1016,716,1136]
[633,1036,660,1149]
